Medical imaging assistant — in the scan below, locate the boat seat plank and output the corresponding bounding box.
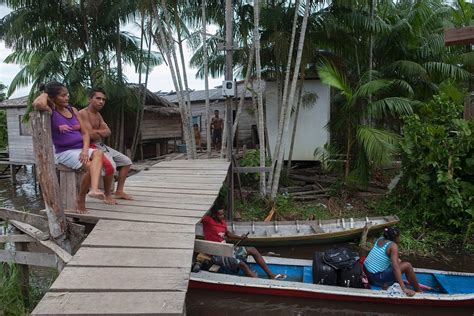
[194,239,234,257]
[32,291,186,315]
[50,267,190,292]
[433,273,473,294]
[310,224,325,234]
[69,247,194,268]
[303,266,313,284]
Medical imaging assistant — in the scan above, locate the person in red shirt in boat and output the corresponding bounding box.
[201,205,286,280]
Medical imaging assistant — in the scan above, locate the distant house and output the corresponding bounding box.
[0,96,35,165]
[124,87,182,159]
[0,88,182,162]
[161,85,256,149]
[162,79,330,161]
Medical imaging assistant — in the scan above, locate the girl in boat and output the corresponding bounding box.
[364,227,421,296]
[33,81,106,213]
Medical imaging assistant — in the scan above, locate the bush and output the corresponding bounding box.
[398,94,474,233]
[239,150,270,187]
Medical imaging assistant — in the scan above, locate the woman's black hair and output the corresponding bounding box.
[383,227,400,241]
[39,81,66,99]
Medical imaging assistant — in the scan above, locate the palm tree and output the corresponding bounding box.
[318,61,415,185]
[270,0,311,199]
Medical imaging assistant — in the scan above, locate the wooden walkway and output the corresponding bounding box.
[32,159,230,315]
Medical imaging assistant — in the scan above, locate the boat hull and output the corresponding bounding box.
[189,280,474,306]
[195,216,399,246]
[189,257,474,307]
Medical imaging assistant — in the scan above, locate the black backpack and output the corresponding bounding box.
[323,247,357,270]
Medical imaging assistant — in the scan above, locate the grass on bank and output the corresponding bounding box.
[0,264,55,315]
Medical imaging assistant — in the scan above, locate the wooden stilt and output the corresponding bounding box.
[29,111,72,253]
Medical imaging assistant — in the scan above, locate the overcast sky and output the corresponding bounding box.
[0,5,222,99]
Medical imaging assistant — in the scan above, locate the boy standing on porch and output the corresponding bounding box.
[78,87,134,202]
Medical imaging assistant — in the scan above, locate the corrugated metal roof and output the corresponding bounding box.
[0,96,29,108]
[161,84,255,103]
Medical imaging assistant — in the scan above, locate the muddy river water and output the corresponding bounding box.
[1,168,472,315]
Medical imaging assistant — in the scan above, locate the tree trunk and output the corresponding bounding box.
[253,0,266,196]
[201,0,212,158]
[174,3,197,157]
[30,112,71,253]
[130,14,150,161]
[270,0,310,199]
[152,2,194,159]
[286,81,304,179]
[116,21,125,153]
[267,0,300,192]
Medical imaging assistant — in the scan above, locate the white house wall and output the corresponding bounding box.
[265,80,330,161]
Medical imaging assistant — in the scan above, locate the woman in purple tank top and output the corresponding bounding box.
[33,81,105,213]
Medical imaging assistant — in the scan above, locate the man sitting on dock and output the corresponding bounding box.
[78,88,133,203]
[201,205,286,280]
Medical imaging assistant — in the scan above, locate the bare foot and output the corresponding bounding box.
[114,191,133,200]
[76,198,88,214]
[88,190,105,200]
[104,195,117,205]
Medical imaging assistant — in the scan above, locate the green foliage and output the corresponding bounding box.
[237,192,330,221]
[239,149,270,186]
[0,264,53,315]
[398,93,474,234]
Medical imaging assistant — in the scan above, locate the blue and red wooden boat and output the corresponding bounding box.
[189,256,474,306]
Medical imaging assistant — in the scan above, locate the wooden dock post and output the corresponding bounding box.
[29,111,71,253]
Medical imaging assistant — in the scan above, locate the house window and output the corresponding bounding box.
[19,115,32,136]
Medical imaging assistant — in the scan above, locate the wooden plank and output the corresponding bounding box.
[0,234,35,243]
[234,166,272,173]
[32,292,186,315]
[69,247,194,268]
[0,250,57,268]
[93,219,196,234]
[0,208,85,248]
[126,180,223,190]
[132,175,227,184]
[98,191,217,204]
[445,26,474,45]
[140,169,228,175]
[82,230,195,249]
[82,203,206,218]
[10,219,49,241]
[119,186,220,195]
[49,267,190,292]
[10,220,73,263]
[194,239,234,257]
[86,199,208,212]
[62,209,202,225]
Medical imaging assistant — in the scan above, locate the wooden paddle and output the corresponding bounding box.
[234,232,250,247]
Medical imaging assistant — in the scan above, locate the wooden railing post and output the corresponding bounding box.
[29,111,71,253]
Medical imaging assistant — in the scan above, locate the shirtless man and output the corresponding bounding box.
[78,88,133,203]
[211,110,224,151]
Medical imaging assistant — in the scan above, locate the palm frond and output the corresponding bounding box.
[356,125,400,167]
[366,97,414,120]
[317,61,353,103]
[424,62,471,81]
